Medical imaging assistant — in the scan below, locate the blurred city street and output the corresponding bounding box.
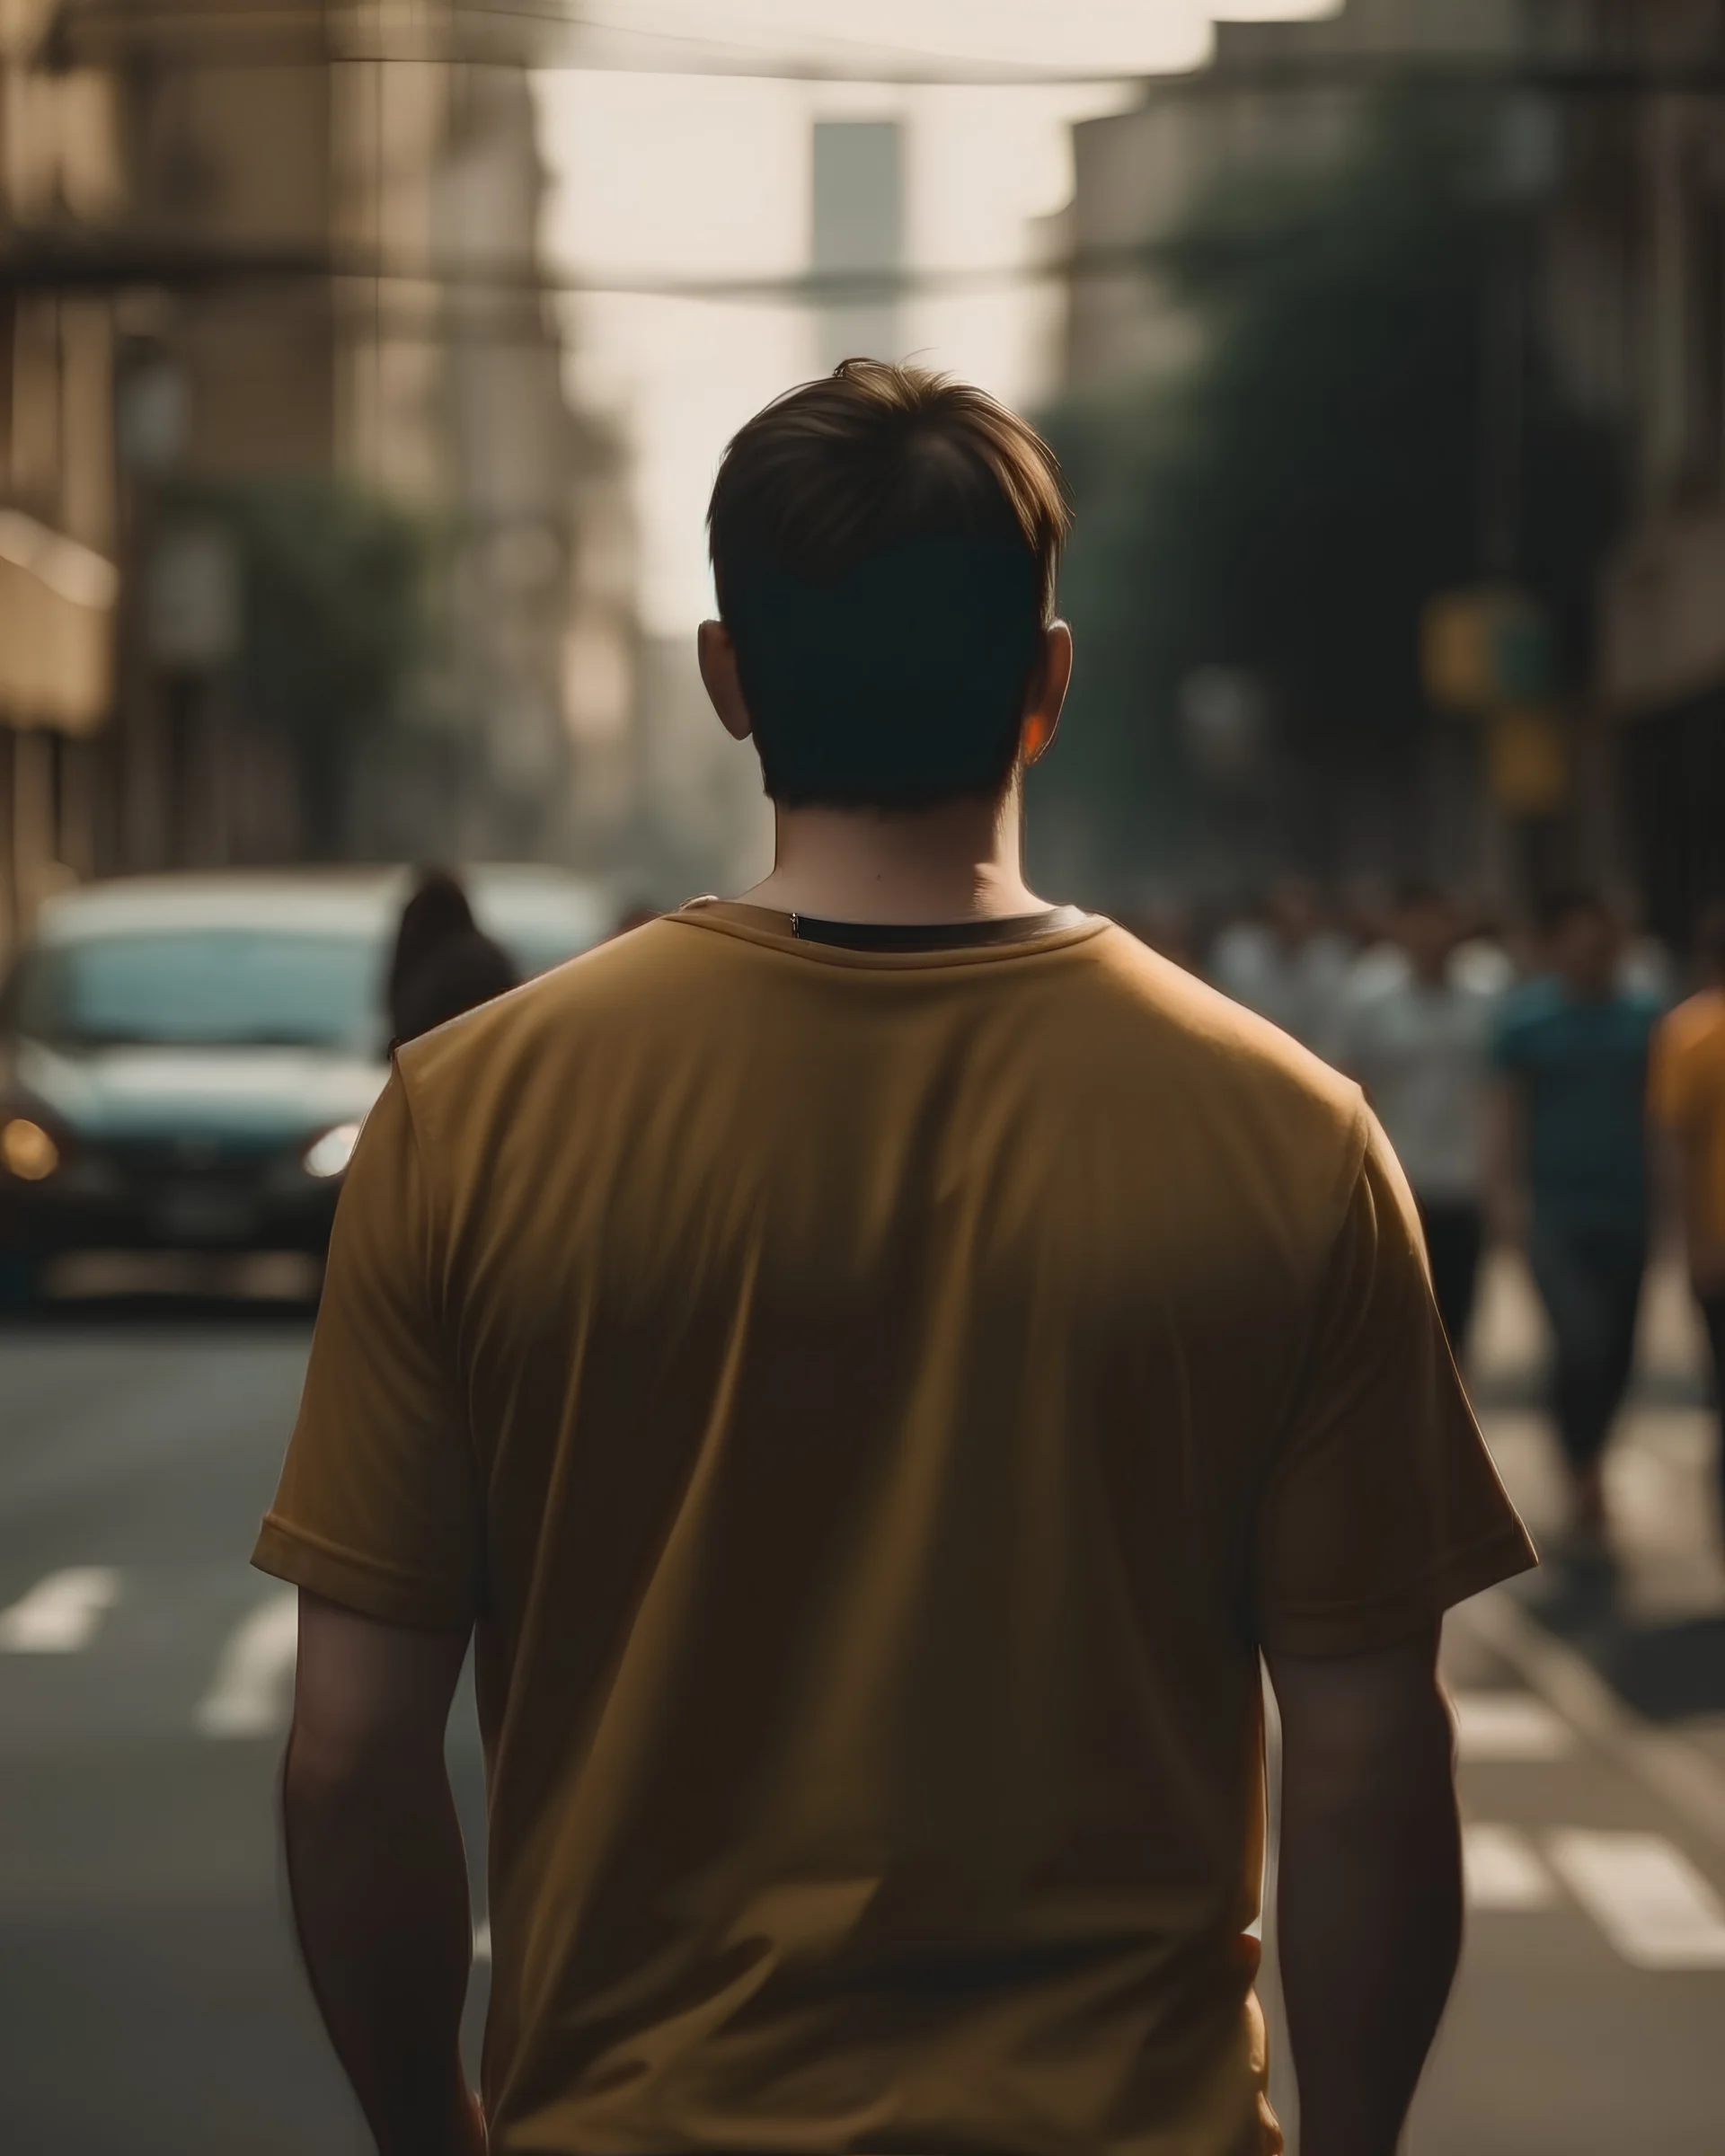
[2,1254,1723,2154]
[4,2,1725,2146]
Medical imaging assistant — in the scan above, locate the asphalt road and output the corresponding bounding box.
[3,1277,1724,2154]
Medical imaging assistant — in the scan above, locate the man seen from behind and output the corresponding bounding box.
[257,361,1535,2156]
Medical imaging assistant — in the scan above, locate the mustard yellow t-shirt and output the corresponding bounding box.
[254,906,1534,2156]
[1650,988,1725,1248]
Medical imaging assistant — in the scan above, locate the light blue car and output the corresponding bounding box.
[0,866,614,1302]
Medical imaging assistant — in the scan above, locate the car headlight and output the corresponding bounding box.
[302,1122,361,1180]
[2,1117,60,1182]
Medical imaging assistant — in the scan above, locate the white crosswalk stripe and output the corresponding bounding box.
[1463,1822,1559,1910]
[0,1567,119,1651]
[1546,1830,1725,1969]
[1452,1690,1575,1762]
[9,1565,1725,1977]
[196,1587,299,1738]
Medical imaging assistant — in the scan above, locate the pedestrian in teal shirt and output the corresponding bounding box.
[1490,890,1662,1546]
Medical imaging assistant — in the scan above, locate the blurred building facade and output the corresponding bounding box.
[0,1,638,955]
[0,0,119,953]
[1059,1,1527,399]
[1053,0,1725,921]
[1586,3,1725,943]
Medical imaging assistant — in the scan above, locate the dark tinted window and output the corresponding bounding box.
[14,931,383,1052]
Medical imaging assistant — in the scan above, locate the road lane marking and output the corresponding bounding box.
[1463,1822,1558,1910]
[0,1568,119,1651]
[1452,1690,1574,1762]
[1546,1830,1725,1968]
[197,1588,298,1737]
[1454,1591,1725,1855]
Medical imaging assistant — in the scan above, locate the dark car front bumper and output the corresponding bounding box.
[0,1134,343,1259]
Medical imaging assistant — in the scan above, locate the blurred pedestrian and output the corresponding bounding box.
[1489,888,1663,1543]
[1209,874,1351,1059]
[1338,882,1499,1353]
[386,867,518,1047]
[257,362,1530,2156]
[1650,900,1725,1545]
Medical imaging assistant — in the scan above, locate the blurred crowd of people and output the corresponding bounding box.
[1133,878,1725,1560]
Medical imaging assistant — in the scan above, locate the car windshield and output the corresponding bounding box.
[12,929,384,1053]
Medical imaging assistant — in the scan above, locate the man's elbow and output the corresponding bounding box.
[1290,1687,1455,1825]
[283,1710,435,1816]
[1270,1632,1457,1822]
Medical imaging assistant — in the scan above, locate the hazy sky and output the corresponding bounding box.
[534,73,1135,634]
[531,6,1336,635]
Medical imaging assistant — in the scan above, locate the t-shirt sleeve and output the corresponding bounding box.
[1252,1111,1536,1656]
[251,1068,482,1630]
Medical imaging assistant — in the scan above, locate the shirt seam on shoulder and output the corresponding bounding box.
[388,1055,455,1347]
[381,1055,481,1489]
[1266,1091,1373,1458]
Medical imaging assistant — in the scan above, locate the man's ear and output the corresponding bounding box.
[698,620,753,743]
[1019,620,1073,767]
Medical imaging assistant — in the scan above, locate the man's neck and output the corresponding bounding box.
[736,789,1049,925]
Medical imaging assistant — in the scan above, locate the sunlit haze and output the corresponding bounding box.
[534,74,1136,634]
[565,2,1214,78]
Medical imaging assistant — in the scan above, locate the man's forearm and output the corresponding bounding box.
[1276,1686,1462,2156]
[283,1731,482,2156]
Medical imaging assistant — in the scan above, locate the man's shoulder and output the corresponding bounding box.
[1657,987,1725,1056]
[1499,974,1559,1017]
[1090,924,1364,1140]
[391,919,702,1089]
[1492,975,1561,1043]
[389,913,1364,1157]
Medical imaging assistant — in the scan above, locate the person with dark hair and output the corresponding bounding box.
[255,363,1531,2156]
[1490,888,1664,1543]
[1338,884,1500,1352]
[1650,899,1725,1547]
[386,867,518,1047]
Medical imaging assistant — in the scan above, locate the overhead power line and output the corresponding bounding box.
[0,235,1107,303]
[41,4,1725,90]
[49,0,1204,84]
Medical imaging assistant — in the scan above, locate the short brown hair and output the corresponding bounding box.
[707,360,1071,808]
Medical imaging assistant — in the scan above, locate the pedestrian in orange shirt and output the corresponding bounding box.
[1650,900,1725,1542]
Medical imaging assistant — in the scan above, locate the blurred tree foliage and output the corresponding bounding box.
[229,476,431,857]
[1033,93,1623,884]
[156,474,433,859]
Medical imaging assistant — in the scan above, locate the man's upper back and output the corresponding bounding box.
[256,907,1529,2156]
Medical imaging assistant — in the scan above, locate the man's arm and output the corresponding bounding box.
[284,1589,483,2156]
[1266,1623,1461,2156]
